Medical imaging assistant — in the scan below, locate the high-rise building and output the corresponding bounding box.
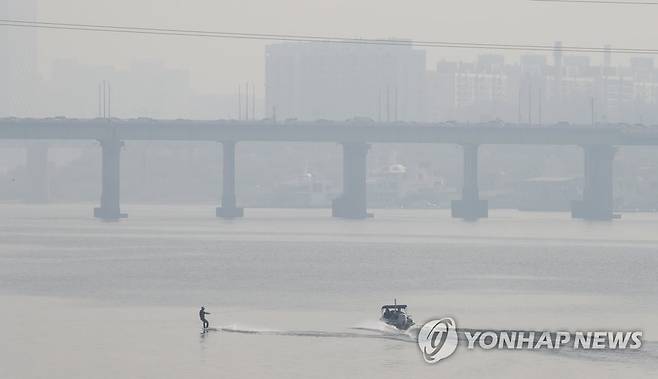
[431,55,518,122]
[265,42,427,121]
[0,0,38,116]
[0,0,8,114]
[428,47,658,124]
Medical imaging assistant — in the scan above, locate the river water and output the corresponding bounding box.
[1,204,657,378]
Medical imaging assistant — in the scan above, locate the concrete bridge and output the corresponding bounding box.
[2,118,658,221]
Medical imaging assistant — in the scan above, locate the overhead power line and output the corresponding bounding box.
[531,0,658,5]
[2,19,658,55]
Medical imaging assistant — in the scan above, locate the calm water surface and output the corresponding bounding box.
[1,204,657,378]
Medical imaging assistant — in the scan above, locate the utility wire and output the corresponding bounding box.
[2,19,658,55]
[531,0,658,5]
[1,19,652,53]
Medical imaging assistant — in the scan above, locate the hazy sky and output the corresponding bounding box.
[15,0,658,93]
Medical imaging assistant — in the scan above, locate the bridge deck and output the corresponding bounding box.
[1,119,658,146]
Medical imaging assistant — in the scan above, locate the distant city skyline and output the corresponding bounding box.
[265,42,427,121]
[2,0,658,119]
[16,3,658,74]
[1,0,38,116]
[265,41,656,124]
[429,50,657,124]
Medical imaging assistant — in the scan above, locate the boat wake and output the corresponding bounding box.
[208,321,417,343]
[207,323,658,366]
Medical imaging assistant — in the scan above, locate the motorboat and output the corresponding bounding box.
[380,300,415,331]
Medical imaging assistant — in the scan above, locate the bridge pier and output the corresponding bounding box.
[216,141,244,218]
[571,145,616,221]
[24,142,49,203]
[332,142,372,219]
[94,138,127,220]
[452,144,488,221]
